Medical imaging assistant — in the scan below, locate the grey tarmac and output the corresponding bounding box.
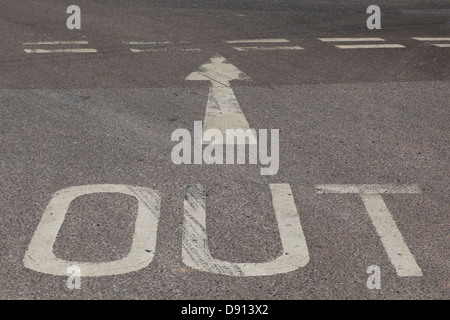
[0,0,448,299]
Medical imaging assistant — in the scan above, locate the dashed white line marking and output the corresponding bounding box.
[125,41,172,45]
[315,184,422,194]
[412,37,450,41]
[226,39,290,43]
[182,184,309,276]
[24,48,97,54]
[316,184,423,277]
[410,37,450,48]
[335,44,405,49]
[318,38,385,42]
[126,41,197,52]
[233,46,303,51]
[124,41,191,45]
[22,41,89,45]
[130,48,201,52]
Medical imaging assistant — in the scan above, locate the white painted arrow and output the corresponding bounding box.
[186,54,256,144]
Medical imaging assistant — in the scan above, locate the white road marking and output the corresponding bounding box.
[335,44,405,49]
[24,48,97,53]
[226,39,290,43]
[360,194,423,277]
[130,48,201,52]
[412,37,450,41]
[318,38,385,42]
[433,44,450,48]
[316,184,423,277]
[22,41,89,45]
[23,184,161,277]
[233,46,303,51]
[315,184,422,194]
[124,41,191,45]
[125,41,172,45]
[186,54,256,144]
[127,40,198,52]
[182,184,309,276]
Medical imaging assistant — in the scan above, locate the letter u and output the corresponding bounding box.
[182,184,309,276]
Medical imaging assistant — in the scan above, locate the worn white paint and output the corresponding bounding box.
[360,194,423,276]
[126,41,171,45]
[130,48,201,52]
[23,184,160,276]
[233,46,303,51]
[226,39,290,43]
[412,37,450,41]
[433,44,450,47]
[318,38,385,42]
[182,184,309,276]
[24,48,97,53]
[22,41,89,45]
[186,54,256,144]
[125,41,191,45]
[335,44,405,49]
[316,184,422,277]
[202,86,256,144]
[316,184,421,194]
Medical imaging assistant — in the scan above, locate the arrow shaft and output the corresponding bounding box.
[205,86,244,120]
[203,86,256,144]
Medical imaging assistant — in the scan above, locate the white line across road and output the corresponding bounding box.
[318,38,405,50]
[125,41,172,45]
[336,44,405,49]
[24,48,98,54]
[226,39,290,43]
[21,41,89,45]
[412,37,450,41]
[22,40,96,54]
[316,184,423,277]
[316,184,422,194]
[126,41,198,52]
[233,46,303,51]
[124,41,191,46]
[318,38,385,42]
[130,48,201,52]
[411,37,450,48]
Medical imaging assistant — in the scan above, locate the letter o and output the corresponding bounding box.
[23,184,160,276]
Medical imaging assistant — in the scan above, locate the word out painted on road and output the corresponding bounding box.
[24,184,423,277]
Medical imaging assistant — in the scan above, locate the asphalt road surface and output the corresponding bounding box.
[0,0,449,300]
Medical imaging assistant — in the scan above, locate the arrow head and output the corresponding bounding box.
[186,54,251,87]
